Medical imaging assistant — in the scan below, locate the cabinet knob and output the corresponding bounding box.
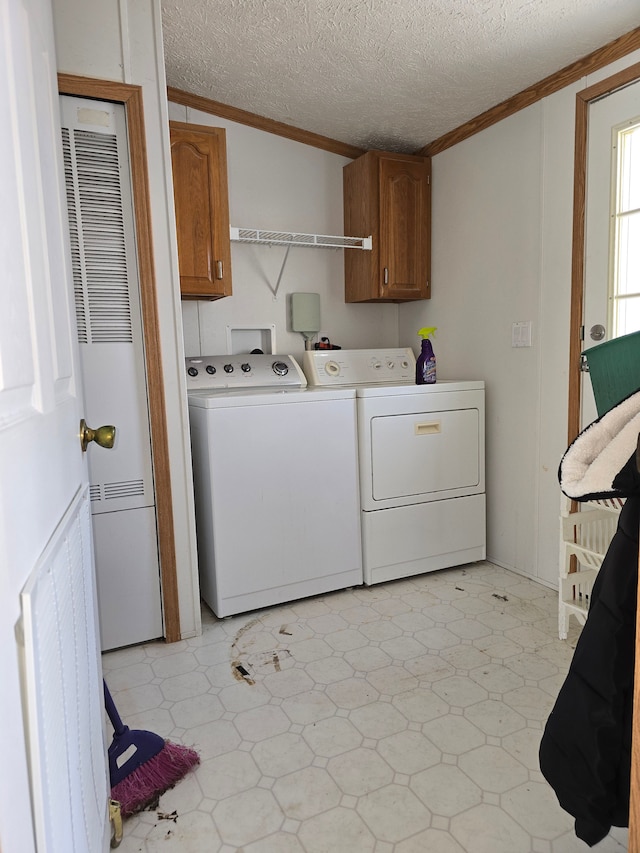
[383,267,389,285]
[216,260,224,280]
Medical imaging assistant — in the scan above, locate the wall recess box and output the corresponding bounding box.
[225,324,276,354]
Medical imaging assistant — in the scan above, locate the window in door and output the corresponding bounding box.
[609,117,640,337]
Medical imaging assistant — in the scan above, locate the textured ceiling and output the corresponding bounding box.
[161,0,640,153]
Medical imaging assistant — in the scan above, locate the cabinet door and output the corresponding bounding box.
[379,156,431,300]
[170,122,232,299]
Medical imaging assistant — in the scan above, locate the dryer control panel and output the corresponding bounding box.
[303,348,415,386]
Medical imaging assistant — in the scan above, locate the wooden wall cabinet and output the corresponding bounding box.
[343,150,431,302]
[169,121,232,300]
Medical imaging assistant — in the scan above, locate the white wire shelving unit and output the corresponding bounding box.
[230,227,372,250]
[229,227,372,297]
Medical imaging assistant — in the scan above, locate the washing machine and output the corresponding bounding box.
[303,348,486,585]
[186,353,362,617]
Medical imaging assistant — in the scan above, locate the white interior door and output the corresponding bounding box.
[0,0,109,850]
[582,79,640,427]
[60,96,163,651]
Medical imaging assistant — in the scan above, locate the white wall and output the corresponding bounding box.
[168,104,399,359]
[399,48,640,587]
[51,0,201,638]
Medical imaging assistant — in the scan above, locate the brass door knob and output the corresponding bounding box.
[80,419,116,452]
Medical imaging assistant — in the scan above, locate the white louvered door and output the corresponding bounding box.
[60,96,163,650]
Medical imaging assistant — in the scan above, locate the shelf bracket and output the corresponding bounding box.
[272,241,292,299]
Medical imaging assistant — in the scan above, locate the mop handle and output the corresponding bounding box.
[103,680,127,736]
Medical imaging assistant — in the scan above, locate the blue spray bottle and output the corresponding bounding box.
[416,327,437,384]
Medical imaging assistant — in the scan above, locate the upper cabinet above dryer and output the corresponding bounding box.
[343,151,431,302]
[170,122,232,300]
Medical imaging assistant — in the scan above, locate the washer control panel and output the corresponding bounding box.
[186,354,306,390]
[303,348,416,386]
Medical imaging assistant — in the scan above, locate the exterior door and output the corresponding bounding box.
[582,79,640,426]
[0,0,109,850]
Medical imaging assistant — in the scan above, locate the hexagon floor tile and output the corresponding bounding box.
[102,562,629,852]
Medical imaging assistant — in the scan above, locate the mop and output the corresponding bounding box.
[104,680,200,817]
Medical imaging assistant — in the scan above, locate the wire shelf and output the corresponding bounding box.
[230,227,372,250]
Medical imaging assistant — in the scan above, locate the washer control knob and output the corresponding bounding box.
[386,360,395,369]
[224,364,234,373]
[272,361,289,376]
[206,365,216,375]
[325,361,340,376]
[371,360,382,371]
[241,363,251,373]
[187,367,198,377]
[400,359,410,370]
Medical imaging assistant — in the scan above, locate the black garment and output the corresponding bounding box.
[539,495,639,846]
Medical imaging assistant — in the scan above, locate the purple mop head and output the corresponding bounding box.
[111,739,200,817]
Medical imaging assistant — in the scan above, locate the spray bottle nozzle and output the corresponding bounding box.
[418,327,437,339]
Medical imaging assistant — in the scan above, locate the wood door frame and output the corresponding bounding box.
[58,74,181,643]
[567,61,640,445]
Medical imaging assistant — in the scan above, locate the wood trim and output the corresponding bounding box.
[167,86,367,160]
[420,27,640,157]
[577,60,640,104]
[58,73,181,643]
[567,93,588,446]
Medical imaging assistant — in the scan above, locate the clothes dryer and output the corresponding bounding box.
[303,349,486,584]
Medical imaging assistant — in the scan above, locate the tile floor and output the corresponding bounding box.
[103,562,628,852]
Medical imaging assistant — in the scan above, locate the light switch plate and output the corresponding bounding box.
[512,321,532,348]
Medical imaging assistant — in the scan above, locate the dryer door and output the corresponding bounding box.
[371,408,480,501]
[358,387,485,510]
